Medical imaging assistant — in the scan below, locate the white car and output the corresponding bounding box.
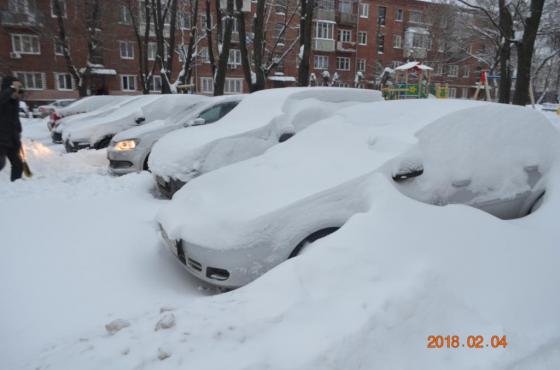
[34,99,76,118]
[62,95,197,152]
[107,95,243,174]
[47,95,127,131]
[157,100,560,288]
[150,87,383,197]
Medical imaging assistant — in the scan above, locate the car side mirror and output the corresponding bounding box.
[135,117,146,124]
[392,158,424,182]
[191,117,205,126]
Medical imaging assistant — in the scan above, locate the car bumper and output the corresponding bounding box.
[159,225,261,289]
[155,175,186,199]
[107,149,144,175]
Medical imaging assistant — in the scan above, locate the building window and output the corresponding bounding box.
[391,61,402,69]
[359,3,369,18]
[358,58,366,72]
[463,65,470,78]
[378,6,386,25]
[50,0,66,18]
[336,56,350,71]
[316,0,334,10]
[147,42,157,61]
[409,10,422,23]
[224,78,243,94]
[121,75,136,91]
[228,49,241,68]
[395,8,403,21]
[55,73,73,90]
[358,31,367,45]
[314,55,329,69]
[9,0,30,13]
[412,33,430,49]
[200,14,213,28]
[448,65,458,77]
[338,29,352,43]
[15,72,45,90]
[392,34,402,49]
[339,0,352,13]
[198,47,210,63]
[275,0,287,14]
[275,23,285,44]
[11,34,40,55]
[200,77,213,93]
[54,39,65,56]
[178,12,191,30]
[118,5,131,25]
[449,87,456,98]
[435,64,444,75]
[462,87,468,98]
[149,75,162,92]
[314,22,334,39]
[438,41,445,52]
[377,34,385,53]
[119,41,134,59]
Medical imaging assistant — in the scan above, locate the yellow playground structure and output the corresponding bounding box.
[382,61,449,100]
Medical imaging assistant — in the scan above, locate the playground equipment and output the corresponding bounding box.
[382,61,448,100]
[473,70,491,101]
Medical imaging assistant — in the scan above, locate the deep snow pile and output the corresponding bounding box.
[0,119,214,370]
[3,107,560,370]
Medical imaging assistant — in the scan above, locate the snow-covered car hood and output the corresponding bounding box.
[149,87,383,181]
[63,95,198,144]
[57,95,128,118]
[158,100,560,250]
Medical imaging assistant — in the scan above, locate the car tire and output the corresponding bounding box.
[288,227,340,258]
[143,153,150,171]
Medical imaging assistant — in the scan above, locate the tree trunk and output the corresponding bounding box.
[297,0,313,86]
[512,0,546,106]
[180,0,199,87]
[214,0,234,95]
[498,0,513,104]
[205,0,216,81]
[253,0,266,91]
[236,0,254,91]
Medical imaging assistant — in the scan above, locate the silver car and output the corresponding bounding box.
[157,101,559,288]
[107,95,243,175]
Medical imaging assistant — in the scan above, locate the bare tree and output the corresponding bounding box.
[150,0,179,93]
[52,0,102,97]
[175,0,201,90]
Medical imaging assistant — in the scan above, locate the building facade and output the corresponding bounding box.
[0,0,489,104]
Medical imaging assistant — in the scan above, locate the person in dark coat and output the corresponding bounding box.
[0,76,24,181]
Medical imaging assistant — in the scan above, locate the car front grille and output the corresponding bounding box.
[52,132,62,143]
[109,160,133,169]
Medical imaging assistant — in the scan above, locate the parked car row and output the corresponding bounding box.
[46,89,560,289]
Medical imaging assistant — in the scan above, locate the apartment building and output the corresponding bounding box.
[0,0,488,104]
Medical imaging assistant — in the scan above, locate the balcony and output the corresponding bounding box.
[314,8,335,21]
[0,10,41,28]
[313,39,335,52]
[336,41,355,53]
[337,12,357,26]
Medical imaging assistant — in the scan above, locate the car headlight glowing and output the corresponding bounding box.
[114,139,138,151]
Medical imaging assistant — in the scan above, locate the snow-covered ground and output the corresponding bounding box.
[1,107,560,369]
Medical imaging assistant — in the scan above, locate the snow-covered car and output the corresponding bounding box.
[541,102,559,112]
[34,99,76,118]
[157,100,560,288]
[51,96,139,143]
[63,94,197,152]
[150,87,383,198]
[47,95,127,131]
[107,95,243,174]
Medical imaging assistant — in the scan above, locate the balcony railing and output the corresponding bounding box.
[314,9,335,21]
[337,12,357,26]
[313,39,335,52]
[0,10,41,28]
